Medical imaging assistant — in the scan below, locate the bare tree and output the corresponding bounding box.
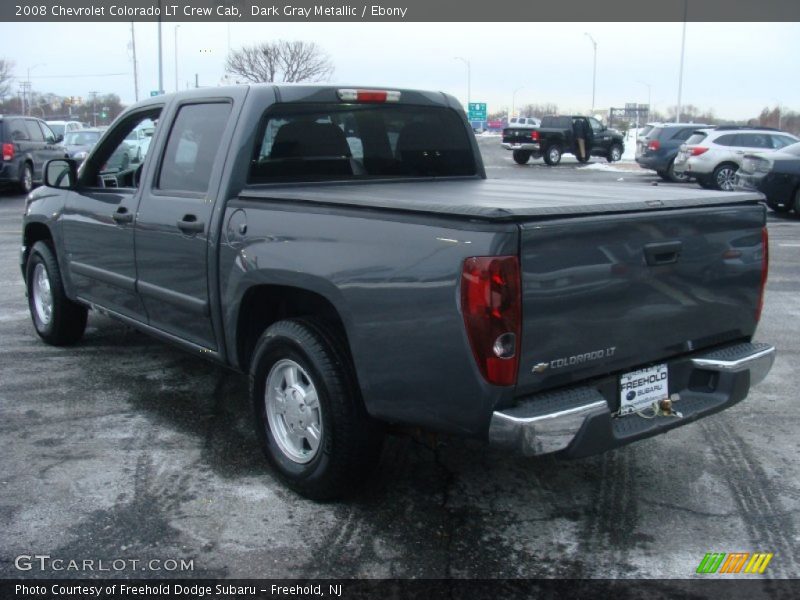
[0,59,14,99]
[225,40,333,84]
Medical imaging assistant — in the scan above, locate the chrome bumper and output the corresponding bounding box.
[502,142,540,152]
[489,343,776,457]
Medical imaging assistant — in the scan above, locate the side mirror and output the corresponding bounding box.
[55,134,64,143]
[44,159,78,190]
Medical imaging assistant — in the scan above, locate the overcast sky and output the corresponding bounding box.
[2,21,798,119]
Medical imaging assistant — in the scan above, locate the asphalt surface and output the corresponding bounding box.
[1,137,798,582]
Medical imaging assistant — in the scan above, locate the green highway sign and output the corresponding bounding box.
[150,90,164,97]
[468,102,487,121]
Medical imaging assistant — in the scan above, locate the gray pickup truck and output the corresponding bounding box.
[21,85,775,500]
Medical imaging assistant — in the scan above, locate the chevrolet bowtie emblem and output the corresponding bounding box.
[532,362,549,373]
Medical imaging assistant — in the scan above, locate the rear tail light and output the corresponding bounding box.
[337,89,401,103]
[2,143,14,161]
[690,147,709,156]
[530,131,539,141]
[756,227,769,323]
[461,256,522,386]
[647,139,661,151]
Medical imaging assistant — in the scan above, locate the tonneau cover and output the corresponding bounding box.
[239,178,763,221]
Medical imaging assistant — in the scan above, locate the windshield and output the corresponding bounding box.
[64,131,101,146]
[781,142,800,157]
[249,103,476,183]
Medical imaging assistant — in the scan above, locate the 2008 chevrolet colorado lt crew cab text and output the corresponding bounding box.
[21,85,775,500]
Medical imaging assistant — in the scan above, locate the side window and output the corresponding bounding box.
[39,122,57,143]
[158,103,232,194]
[80,108,162,189]
[714,134,738,146]
[771,135,796,149]
[738,133,770,149]
[588,118,603,134]
[24,120,44,142]
[8,119,30,141]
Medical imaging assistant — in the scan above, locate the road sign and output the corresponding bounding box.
[468,102,487,121]
[150,90,164,97]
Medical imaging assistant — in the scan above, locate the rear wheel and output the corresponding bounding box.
[793,186,800,214]
[543,144,562,166]
[712,163,738,191]
[770,204,791,214]
[26,241,87,345]
[512,150,531,165]
[19,163,33,194]
[251,318,384,500]
[607,144,623,163]
[666,158,690,183]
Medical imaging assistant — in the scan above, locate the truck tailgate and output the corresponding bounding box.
[516,204,766,396]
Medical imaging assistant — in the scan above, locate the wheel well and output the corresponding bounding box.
[236,285,349,371]
[714,161,739,173]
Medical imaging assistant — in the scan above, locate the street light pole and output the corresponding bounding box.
[676,0,688,123]
[512,87,524,118]
[454,56,471,108]
[157,1,164,94]
[174,24,180,92]
[130,22,139,101]
[25,63,44,116]
[638,80,652,120]
[584,33,597,114]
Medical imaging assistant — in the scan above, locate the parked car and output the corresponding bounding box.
[735,141,800,214]
[123,124,156,163]
[62,128,133,172]
[46,120,83,138]
[637,122,659,140]
[507,116,541,128]
[674,126,799,191]
[636,123,711,182]
[502,115,624,165]
[0,115,67,193]
[23,85,774,500]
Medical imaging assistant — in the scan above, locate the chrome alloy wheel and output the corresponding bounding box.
[265,359,323,464]
[716,166,737,191]
[32,263,53,326]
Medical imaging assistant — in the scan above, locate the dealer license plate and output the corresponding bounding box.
[618,364,668,416]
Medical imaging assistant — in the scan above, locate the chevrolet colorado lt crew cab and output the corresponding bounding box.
[22,85,775,500]
[502,115,624,165]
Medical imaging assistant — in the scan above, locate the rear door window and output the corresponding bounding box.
[24,120,44,142]
[737,133,771,149]
[714,134,738,146]
[770,134,797,149]
[6,119,30,141]
[671,128,696,141]
[158,102,232,193]
[249,103,476,183]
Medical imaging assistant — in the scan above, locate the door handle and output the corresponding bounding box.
[177,215,205,233]
[112,207,133,224]
[644,241,682,266]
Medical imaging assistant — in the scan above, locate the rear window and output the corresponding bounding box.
[248,103,476,183]
[714,134,739,146]
[670,127,696,141]
[647,127,664,140]
[686,132,708,145]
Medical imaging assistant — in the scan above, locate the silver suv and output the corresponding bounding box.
[674,127,798,191]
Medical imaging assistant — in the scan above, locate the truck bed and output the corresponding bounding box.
[240,179,763,221]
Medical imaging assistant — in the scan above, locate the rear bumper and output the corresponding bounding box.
[488,342,775,457]
[502,143,541,152]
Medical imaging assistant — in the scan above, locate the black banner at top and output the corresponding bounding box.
[3,0,800,22]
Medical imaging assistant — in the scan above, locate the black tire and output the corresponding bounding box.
[712,163,738,191]
[512,150,531,165]
[665,158,690,183]
[769,204,791,214]
[19,162,33,194]
[697,176,715,190]
[793,186,800,214]
[26,241,88,346]
[250,318,384,500]
[607,144,623,163]
[657,170,670,181]
[543,144,562,166]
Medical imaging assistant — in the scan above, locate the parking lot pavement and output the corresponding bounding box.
[1,168,798,580]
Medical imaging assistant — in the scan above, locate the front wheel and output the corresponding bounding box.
[26,241,88,345]
[543,145,562,166]
[607,144,623,163]
[512,150,531,165]
[793,186,800,214]
[251,318,384,500]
